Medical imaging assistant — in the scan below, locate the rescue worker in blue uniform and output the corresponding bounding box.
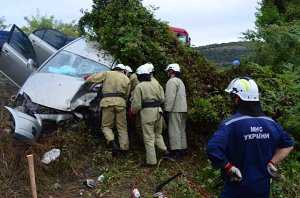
[207,77,294,198]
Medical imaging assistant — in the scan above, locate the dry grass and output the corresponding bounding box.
[0,119,212,198]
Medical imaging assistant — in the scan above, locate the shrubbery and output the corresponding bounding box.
[79,0,300,147]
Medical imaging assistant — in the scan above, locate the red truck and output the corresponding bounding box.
[170,26,191,46]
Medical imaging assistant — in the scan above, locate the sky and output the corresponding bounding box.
[1,0,260,46]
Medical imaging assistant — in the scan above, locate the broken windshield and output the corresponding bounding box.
[40,50,110,77]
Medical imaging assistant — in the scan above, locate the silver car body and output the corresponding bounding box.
[5,107,42,141]
[0,25,75,87]
[29,28,76,65]
[29,33,57,66]
[0,25,37,87]
[3,36,115,141]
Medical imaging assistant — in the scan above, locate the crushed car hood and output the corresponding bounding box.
[19,72,93,111]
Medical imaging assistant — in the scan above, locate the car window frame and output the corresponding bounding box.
[38,49,111,77]
[7,24,37,61]
[42,29,67,50]
[32,29,47,39]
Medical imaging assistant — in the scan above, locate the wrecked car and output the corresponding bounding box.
[0,26,115,141]
[0,24,75,86]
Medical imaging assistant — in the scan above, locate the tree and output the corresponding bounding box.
[78,0,218,78]
[79,0,237,133]
[244,0,300,71]
[244,0,300,145]
[22,12,80,37]
[78,0,300,144]
[0,17,8,30]
[79,0,178,68]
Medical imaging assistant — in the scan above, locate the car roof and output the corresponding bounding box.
[62,37,115,68]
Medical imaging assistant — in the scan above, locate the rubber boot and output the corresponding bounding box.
[108,140,120,157]
[162,150,176,161]
[179,149,188,158]
[166,150,183,161]
[119,150,129,158]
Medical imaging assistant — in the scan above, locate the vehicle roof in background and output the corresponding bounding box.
[0,31,10,48]
[62,37,115,69]
[33,28,76,40]
[32,28,76,50]
[170,26,189,35]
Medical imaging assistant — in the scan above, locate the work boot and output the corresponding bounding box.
[108,140,120,157]
[119,150,129,158]
[179,149,188,158]
[164,150,184,161]
[162,150,176,161]
[140,162,156,168]
[173,150,184,160]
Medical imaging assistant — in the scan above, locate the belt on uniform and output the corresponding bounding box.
[142,100,162,108]
[102,93,125,98]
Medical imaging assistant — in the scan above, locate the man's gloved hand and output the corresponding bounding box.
[267,160,280,179]
[225,162,242,182]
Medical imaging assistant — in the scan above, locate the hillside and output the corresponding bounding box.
[197,41,252,65]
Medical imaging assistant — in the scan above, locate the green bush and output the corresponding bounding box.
[189,95,231,134]
[79,0,300,147]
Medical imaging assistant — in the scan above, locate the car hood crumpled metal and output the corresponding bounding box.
[19,73,92,111]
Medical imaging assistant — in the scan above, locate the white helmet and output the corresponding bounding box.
[136,63,154,74]
[125,65,133,73]
[165,63,180,72]
[225,77,259,101]
[146,63,154,73]
[112,63,125,70]
[140,63,154,73]
[136,64,151,75]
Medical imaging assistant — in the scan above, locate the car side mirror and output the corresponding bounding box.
[27,59,36,70]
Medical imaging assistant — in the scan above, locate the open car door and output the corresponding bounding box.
[29,29,76,65]
[0,25,37,87]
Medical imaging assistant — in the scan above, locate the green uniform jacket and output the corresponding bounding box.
[131,79,164,124]
[165,77,187,112]
[87,71,130,107]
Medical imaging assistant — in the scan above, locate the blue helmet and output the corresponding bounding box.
[232,59,240,66]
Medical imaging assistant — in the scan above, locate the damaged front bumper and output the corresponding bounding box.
[5,106,74,141]
[5,106,42,141]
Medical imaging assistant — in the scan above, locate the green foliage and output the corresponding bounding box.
[169,179,199,198]
[189,98,219,125]
[243,0,300,144]
[197,42,251,66]
[22,12,79,37]
[255,0,283,27]
[194,162,222,196]
[189,95,231,132]
[194,154,300,198]
[0,17,8,30]
[79,0,176,68]
[270,153,300,197]
[244,0,300,70]
[79,0,225,135]
[79,0,215,87]
[245,22,300,70]
[79,0,300,146]
[280,103,300,141]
